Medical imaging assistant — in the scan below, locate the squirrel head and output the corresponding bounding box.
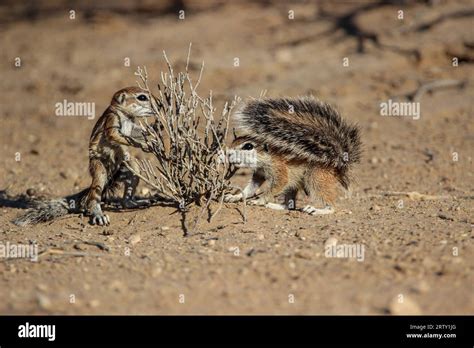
[228,136,272,169]
[111,86,156,118]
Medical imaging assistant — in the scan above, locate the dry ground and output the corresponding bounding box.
[0,0,473,314]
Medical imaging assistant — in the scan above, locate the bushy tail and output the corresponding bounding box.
[236,97,362,188]
[12,199,70,226]
[12,188,88,226]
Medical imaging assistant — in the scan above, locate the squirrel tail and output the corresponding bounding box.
[236,97,362,189]
[12,199,70,226]
[12,189,88,226]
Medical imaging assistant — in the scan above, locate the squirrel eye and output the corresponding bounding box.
[242,143,254,151]
[137,94,148,101]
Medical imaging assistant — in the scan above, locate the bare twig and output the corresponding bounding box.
[402,8,474,33]
[392,79,467,101]
[373,191,451,200]
[411,80,467,102]
[38,248,104,259]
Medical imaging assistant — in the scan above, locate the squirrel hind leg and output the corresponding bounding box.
[250,185,297,211]
[114,162,153,209]
[102,174,123,203]
[261,187,297,210]
[252,161,293,210]
[301,167,338,215]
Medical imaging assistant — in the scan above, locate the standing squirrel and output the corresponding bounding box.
[13,86,157,226]
[224,97,361,215]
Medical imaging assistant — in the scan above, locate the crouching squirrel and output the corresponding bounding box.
[13,86,157,226]
[224,97,361,215]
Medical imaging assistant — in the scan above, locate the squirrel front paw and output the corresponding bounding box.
[90,211,110,226]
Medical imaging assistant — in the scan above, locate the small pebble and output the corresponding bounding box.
[102,229,114,236]
[388,296,421,315]
[109,280,125,292]
[128,234,141,245]
[37,294,53,310]
[89,299,100,308]
[275,48,293,63]
[36,283,48,291]
[370,205,381,212]
[152,267,162,277]
[295,230,310,240]
[295,250,312,260]
[28,134,38,143]
[411,280,430,294]
[324,237,338,248]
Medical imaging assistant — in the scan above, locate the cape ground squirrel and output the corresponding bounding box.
[224,97,361,215]
[13,86,156,226]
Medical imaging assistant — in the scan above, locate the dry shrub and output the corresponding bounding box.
[127,45,242,235]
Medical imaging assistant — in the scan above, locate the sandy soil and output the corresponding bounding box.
[0,0,473,314]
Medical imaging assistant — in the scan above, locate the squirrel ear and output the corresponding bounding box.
[263,144,269,152]
[114,92,126,105]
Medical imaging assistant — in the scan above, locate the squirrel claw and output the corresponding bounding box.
[91,213,110,226]
[302,205,334,215]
